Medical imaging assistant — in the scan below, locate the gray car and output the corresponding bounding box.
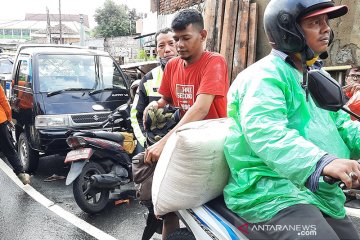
[0,55,13,98]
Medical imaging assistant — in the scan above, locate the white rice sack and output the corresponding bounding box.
[152,118,230,216]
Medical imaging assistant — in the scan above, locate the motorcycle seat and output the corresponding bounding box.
[92,131,125,143]
[205,195,247,228]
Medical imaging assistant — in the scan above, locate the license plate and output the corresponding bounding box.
[65,148,93,163]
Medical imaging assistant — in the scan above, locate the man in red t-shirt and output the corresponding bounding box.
[143,9,228,164]
[142,9,228,239]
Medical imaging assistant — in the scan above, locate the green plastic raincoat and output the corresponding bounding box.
[224,54,360,223]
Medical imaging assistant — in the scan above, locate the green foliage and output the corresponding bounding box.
[93,0,142,38]
[136,50,156,61]
[136,49,148,60]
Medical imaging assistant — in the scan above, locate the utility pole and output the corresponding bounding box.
[129,20,131,35]
[46,7,52,43]
[79,14,84,46]
[59,0,63,44]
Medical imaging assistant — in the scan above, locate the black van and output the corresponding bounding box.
[10,44,131,172]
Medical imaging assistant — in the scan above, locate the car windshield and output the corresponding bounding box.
[100,56,128,89]
[0,58,13,74]
[37,54,97,92]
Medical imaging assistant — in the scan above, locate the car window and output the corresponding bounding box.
[17,58,32,87]
[0,59,13,74]
[100,56,127,89]
[37,54,97,92]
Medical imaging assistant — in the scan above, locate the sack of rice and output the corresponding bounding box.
[152,118,230,216]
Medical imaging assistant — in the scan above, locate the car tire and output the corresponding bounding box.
[73,162,110,214]
[18,132,39,173]
[165,228,196,240]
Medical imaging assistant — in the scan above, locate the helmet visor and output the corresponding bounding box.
[302,5,348,19]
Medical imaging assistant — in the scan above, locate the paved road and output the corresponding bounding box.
[0,168,97,240]
[0,154,162,240]
[2,153,360,240]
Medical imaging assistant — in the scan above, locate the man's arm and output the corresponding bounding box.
[130,80,149,147]
[144,93,215,163]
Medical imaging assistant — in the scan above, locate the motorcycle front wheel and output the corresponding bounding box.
[73,161,110,214]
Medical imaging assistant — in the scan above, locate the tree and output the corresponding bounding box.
[129,8,144,35]
[128,8,137,35]
[94,0,135,37]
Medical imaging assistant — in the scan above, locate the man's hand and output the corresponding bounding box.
[322,159,360,189]
[144,139,166,164]
[343,82,360,97]
[143,101,159,130]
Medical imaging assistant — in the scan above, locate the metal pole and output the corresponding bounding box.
[79,14,84,46]
[59,0,63,44]
[46,7,52,43]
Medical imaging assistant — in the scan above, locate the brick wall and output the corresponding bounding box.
[158,0,205,14]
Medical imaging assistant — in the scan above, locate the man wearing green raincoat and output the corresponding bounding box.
[224,0,360,239]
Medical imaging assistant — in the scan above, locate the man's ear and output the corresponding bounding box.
[200,29,207,42]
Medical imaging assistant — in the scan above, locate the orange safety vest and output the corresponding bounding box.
[0,85,11,124]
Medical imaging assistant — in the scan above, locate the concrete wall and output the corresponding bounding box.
[81,37,141,63]
[104,36,141,62]
[328,0,360,66]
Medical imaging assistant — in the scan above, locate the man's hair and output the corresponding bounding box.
[171,9,204,31]
[346,65,360,77]
[155,27,173,47]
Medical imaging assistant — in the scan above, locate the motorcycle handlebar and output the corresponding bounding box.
[323,176,346,189]
[97,105,129,128]
[323,160,360,189]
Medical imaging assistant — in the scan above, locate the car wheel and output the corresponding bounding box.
[73,162,110,214]
[18,132,39,173]
[166,228,196,240]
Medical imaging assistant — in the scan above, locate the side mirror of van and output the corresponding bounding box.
[307,69,360,120]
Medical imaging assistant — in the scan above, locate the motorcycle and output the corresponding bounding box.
[64,104,136,214]
[164,70,360,240]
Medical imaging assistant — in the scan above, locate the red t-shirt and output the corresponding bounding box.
[159,51,228,119]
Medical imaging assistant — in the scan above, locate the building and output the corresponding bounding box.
[0,13,90,44]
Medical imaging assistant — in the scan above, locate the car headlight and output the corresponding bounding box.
[35,115,70,129]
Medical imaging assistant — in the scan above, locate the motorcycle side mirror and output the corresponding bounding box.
[116,103,130,116]
[307,69,360,120]
[116,104,127,112]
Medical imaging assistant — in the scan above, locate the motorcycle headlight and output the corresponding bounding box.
[35,115,70,129]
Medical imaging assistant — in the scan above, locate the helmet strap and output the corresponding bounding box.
[300,51,310,101]
[295,52,319,66]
